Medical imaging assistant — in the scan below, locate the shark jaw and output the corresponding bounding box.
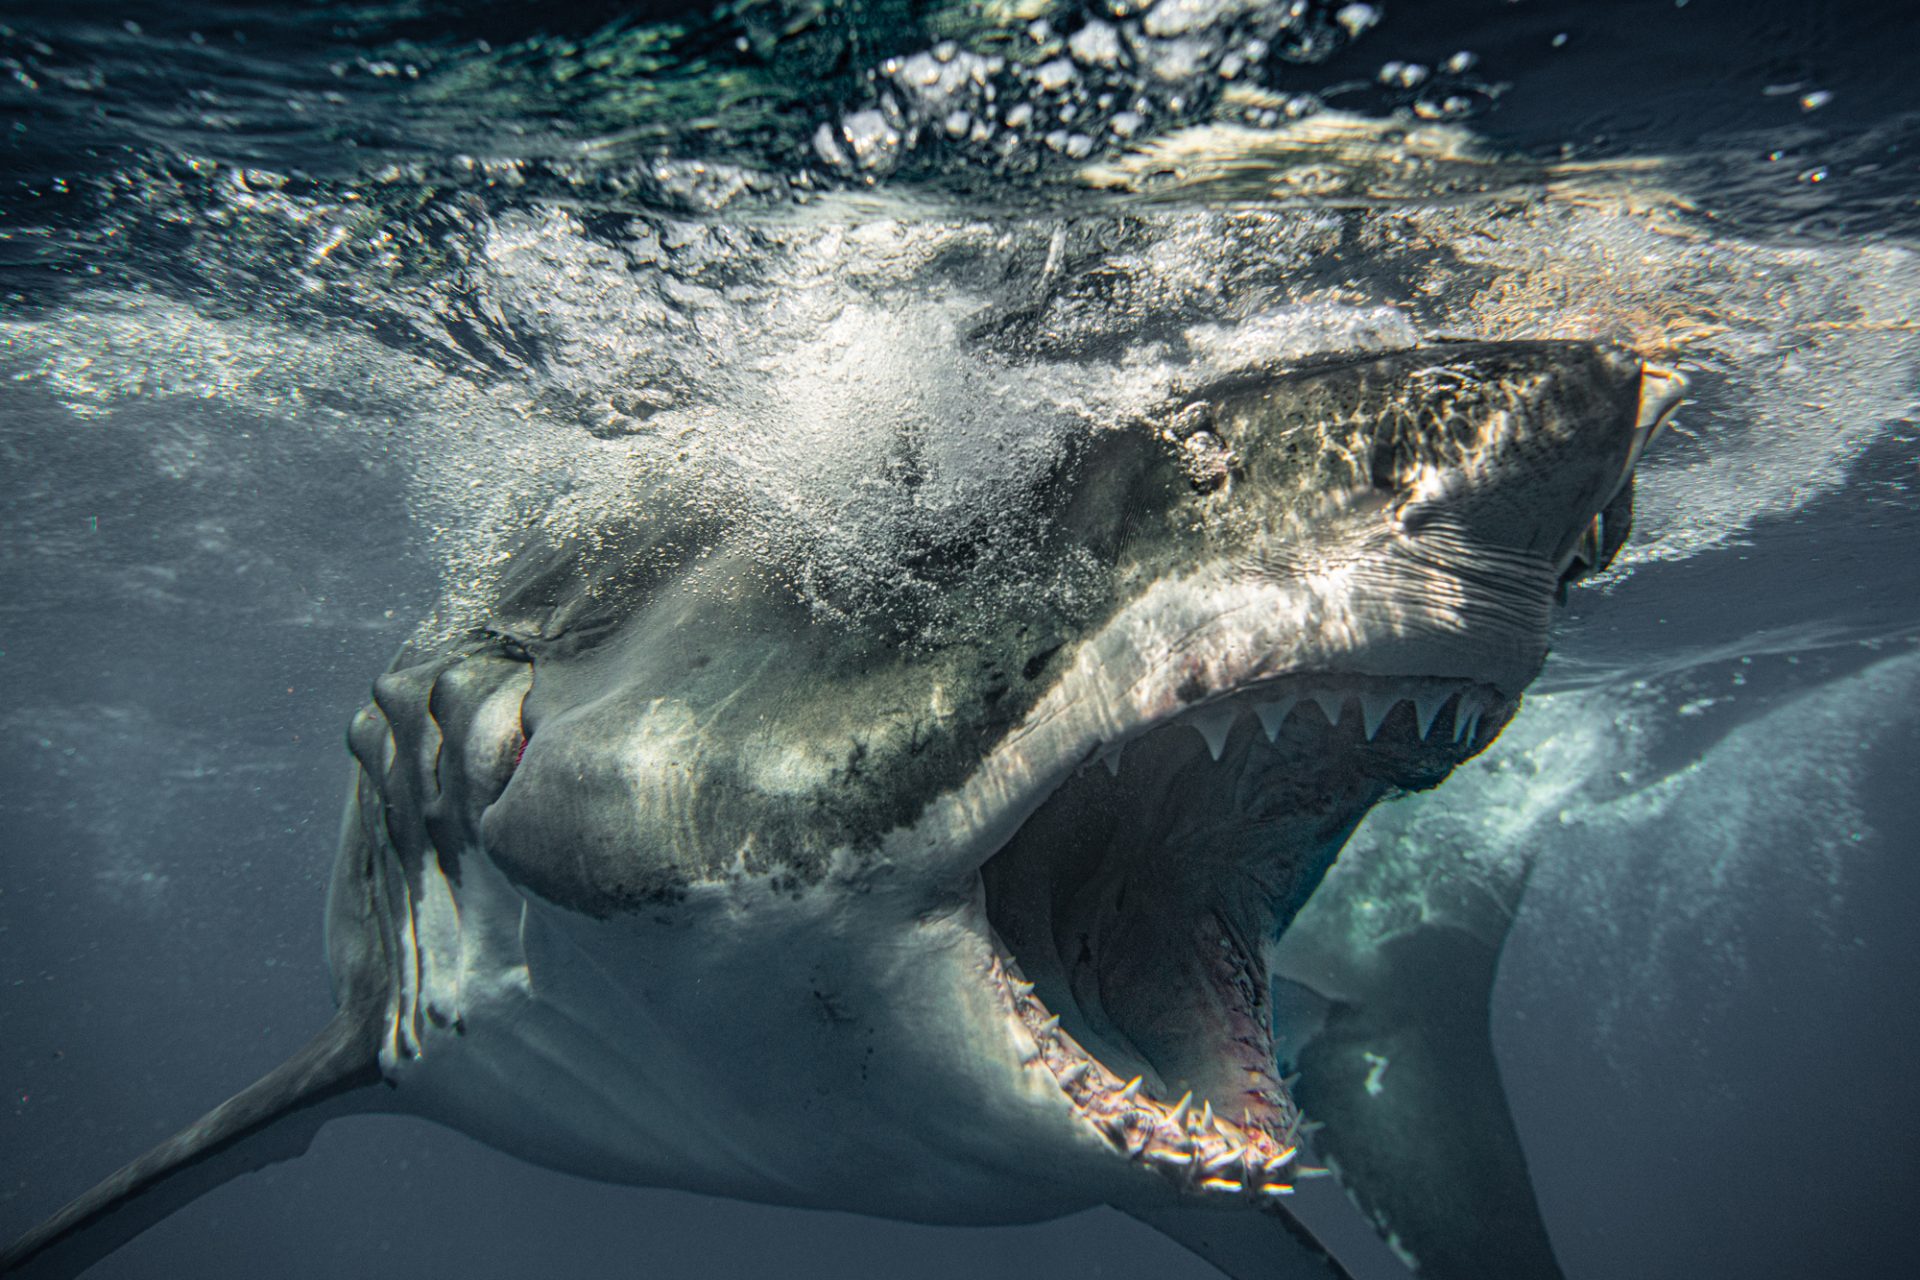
[857,344,1685,1219]
[970,668,1511,1206]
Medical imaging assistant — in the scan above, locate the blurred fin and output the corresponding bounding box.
[1279,864,1564,1280]
[0,1007,385,1279]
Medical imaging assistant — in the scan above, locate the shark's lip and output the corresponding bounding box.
[965,668,1513,1202]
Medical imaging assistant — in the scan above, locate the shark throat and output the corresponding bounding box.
[979,672,1509,1200]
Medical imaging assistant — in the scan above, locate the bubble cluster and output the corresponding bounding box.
[807,0,1382,183]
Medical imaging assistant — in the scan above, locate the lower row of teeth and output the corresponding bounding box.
[990,954,1329,1198]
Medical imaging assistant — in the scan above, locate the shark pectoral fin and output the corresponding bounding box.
[1284,918,1564,1280]
[1127,1200,1358,1280]
[0,1006,386,1279]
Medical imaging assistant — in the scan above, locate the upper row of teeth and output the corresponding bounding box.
[1103,683,1499,771]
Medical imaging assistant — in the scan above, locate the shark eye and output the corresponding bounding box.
[1368,437,1403,492]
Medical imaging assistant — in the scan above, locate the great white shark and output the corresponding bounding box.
[2,339,1684,1279]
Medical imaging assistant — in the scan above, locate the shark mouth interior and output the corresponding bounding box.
[978,675,1507,1199]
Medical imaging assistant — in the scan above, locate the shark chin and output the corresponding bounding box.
[2,340,1684,1280]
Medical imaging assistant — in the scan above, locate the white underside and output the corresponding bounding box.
[377,842,1158,1224]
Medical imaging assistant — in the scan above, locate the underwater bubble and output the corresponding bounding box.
[1069,21,1124,67]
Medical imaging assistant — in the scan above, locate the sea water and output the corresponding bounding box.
[1,2,1915,1276]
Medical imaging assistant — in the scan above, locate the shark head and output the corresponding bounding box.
[325,339,1681,1250]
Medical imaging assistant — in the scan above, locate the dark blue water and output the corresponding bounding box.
[3,2,1917,1277]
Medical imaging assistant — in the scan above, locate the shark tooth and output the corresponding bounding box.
[1413,689,1448,739]
[1204,1146,1247,1171]
[1360,693,1396,740]
[1452,693,1479,743]
[1196,1099,1214,1133]
[1264,1147,1298,1171]
[1117,1076,1144,1103]
[1101,745,1123,777]
[1253,696,1296,741]
[1035,1014,1062,1037]
[1164,1092,1193,1128]
[1057,1061,1089,1088]
[1456,704,1482,745]
[1198,1177,1244,1194]
[1309,690,1347,726]
[1190,708,1235,761]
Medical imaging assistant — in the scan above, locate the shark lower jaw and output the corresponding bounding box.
[976,671,1511,1202]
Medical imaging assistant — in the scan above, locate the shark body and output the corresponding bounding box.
[2,339,1683,1280]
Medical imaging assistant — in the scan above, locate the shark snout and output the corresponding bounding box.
[1381,346,1684,584]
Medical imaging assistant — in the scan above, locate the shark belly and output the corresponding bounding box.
[377,843,1141,1225]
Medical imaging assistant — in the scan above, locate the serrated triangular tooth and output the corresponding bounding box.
[1011,978,1035,998]
[1254,696,1296,741]
[1117,1076,1144,1103]
[1360,693,1395,739]
[1204,1146,1247,1171]
[1456,705,1482,744]
[1165,1092,1192,1128]
[1190,708,1235,761]
[1309,690,1347,726]
[1264,1147,1298,1171]
[1101,744,1123,777]
[1413,689,1447,739]
[1035,1014,1061,1037]
[1057,1061,1089,1088]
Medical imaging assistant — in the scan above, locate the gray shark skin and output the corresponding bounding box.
[1,340,1683,1280]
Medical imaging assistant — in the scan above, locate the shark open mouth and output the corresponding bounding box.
[978,674,1509,1200]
